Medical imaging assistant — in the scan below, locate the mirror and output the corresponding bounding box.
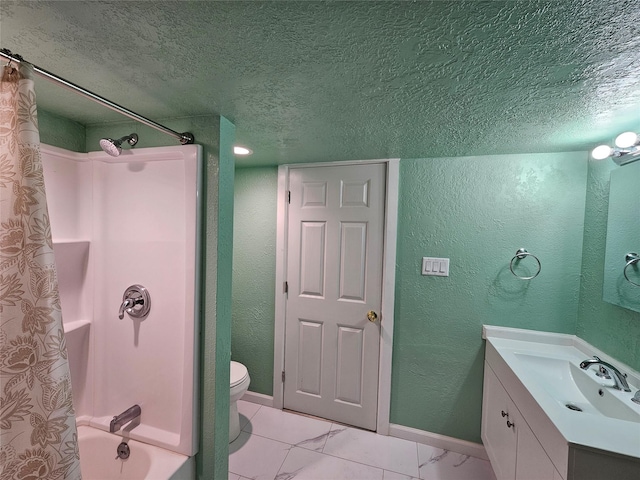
[603,160,640,312]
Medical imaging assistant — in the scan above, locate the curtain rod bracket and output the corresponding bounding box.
[180,132,195,145]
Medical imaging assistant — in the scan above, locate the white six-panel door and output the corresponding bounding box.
[283,163,386,430]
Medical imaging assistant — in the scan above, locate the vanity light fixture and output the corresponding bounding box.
[591,131,640,166]
[233,146,253,156]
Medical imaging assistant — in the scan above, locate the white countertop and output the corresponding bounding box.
[483,325,640,460]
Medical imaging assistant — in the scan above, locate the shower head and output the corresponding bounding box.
[99,133,139,157]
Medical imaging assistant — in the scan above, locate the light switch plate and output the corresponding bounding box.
[422,257,450,276]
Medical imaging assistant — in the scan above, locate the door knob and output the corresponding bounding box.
[367,311,378,322]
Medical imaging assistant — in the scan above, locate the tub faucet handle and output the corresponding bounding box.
[118,298,136,319]
[118,285,151,320]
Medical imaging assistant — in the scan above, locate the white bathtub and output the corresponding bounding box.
[77,426,194,480]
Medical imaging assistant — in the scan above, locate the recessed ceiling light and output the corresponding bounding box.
[233,146,253,155]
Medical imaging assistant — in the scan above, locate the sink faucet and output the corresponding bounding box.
[110,405,141,433]
[579,356,631,392]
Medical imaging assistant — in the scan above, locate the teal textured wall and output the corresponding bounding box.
[39,109,86,152]
[85,116,216,151]
[230,152,590,443]
[577,158,640,371]
[232,167,278,396]
[204,116,235,479]
[391,152,587,443]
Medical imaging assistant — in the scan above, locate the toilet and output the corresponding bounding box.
[229,361,250,443]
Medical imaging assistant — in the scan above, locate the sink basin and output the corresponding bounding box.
[484,326,640,464]
[513,352,640,424]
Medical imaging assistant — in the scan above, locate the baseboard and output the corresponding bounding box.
[388,423,488,460]
[241,391,274,407]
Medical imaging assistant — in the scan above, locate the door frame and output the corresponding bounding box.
[273,159,399,434]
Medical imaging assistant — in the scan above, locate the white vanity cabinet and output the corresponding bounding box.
[482,363,562,480]
[482,327,640,480]
[482,363,517,479]
[514,412,562,480]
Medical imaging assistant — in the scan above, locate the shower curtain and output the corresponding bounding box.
[0,63,81,479]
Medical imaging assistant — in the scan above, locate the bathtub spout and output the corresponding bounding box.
[110,405,141,433]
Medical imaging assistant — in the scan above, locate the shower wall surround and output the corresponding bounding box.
[42,143,202,457]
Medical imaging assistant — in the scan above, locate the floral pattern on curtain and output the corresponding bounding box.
[0,63,81,479]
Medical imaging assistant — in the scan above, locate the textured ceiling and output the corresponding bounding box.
[1,1,640,166]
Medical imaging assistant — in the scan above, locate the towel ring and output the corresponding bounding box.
[509,248,541,280]
[623,253,640,287]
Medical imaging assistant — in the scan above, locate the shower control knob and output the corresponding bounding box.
[119,284,151,319]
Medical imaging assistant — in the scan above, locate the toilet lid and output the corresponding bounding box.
[230,361,248,387]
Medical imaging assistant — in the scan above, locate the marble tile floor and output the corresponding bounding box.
[229,400,496,480]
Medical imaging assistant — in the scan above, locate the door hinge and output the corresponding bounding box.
[282,371,285,383]
[287,190,291,204]
[283,281,288,294]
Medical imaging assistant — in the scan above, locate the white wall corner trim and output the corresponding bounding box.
[376,158,399,435]
[388,424,489,461]
[272,165,290,409]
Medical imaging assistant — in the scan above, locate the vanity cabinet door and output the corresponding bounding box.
[515,417,562,480]
[482,363,518,480]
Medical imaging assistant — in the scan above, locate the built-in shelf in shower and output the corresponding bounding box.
[53,240,91,326]
[63,319,91,334]
[63,319,92,421]
[52,239,91,245]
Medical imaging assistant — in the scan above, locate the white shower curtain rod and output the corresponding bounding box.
[0,48,195,145]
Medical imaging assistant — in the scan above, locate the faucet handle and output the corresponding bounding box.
[118,298,135,319]
[118,285,151,320]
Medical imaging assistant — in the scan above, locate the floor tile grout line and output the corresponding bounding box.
[233,429,414,479]
[319,422,335,453]
[319,424,422,478]
[295,446,387,477]
[239,424,334,446]
[236,425,337,451]
[237,430,294,445]
[273,443,297,479]
[250,405,334,428]
[309,444,418,478]
[239,402,262,421]
[415,440,422,480]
